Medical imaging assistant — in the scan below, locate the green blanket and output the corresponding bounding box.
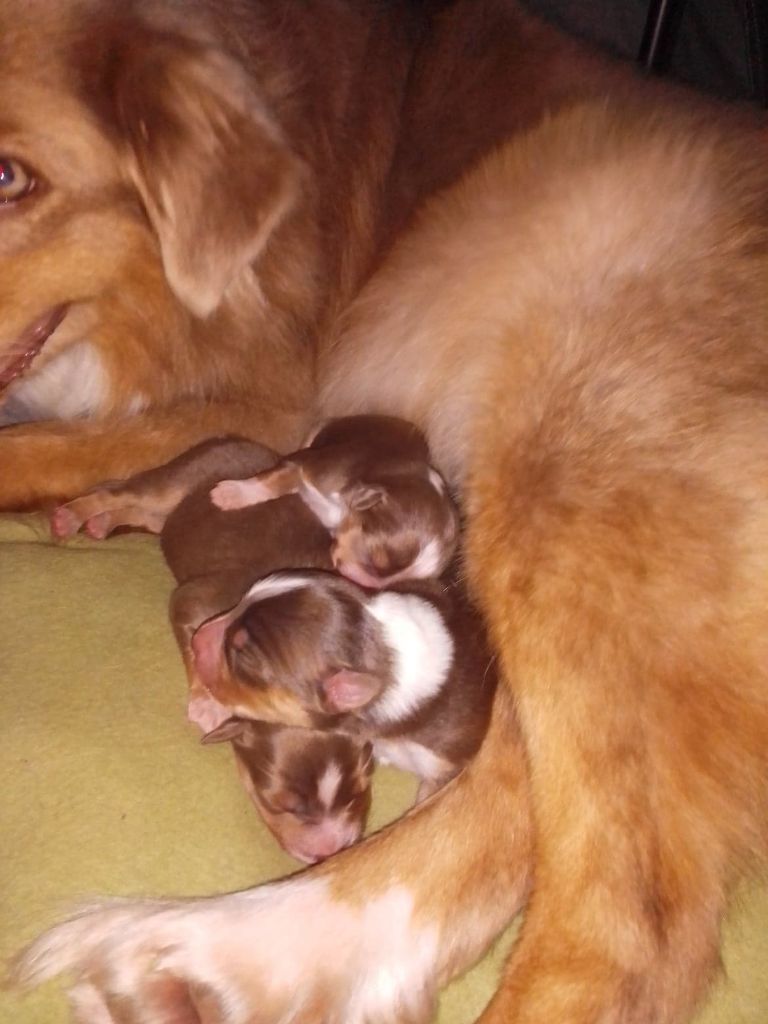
[1,513,766,1022]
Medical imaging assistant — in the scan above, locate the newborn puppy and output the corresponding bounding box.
[202,719,374,864]
[191,568,497,799]
[210,415,460,589]
[50,437,334,733]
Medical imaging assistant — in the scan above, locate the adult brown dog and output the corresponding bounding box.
[7,2,768,1024]
[0,0,628,508]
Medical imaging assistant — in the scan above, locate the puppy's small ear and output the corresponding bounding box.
[345,484,386,513]
[200,718,248,745]
[104,23,303,317]
[320,670,383,713]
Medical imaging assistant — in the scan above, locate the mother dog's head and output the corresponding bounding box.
[0,0,303,423]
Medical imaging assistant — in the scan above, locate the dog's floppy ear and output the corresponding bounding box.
[103,23,303,317]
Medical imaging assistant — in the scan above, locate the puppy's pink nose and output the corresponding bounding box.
[334,560,386,590]
[292,821,362,863]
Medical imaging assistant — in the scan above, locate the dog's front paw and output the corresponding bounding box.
[13,877,440,1024]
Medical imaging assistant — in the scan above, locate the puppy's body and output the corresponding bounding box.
[202,719,374,864]
[211,415,459,588]
[53,438,333,728]
[192,568,497,798]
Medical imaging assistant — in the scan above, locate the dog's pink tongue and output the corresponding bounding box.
[190,613,231,691]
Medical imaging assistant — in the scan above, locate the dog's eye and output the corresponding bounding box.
[0,157,35,204]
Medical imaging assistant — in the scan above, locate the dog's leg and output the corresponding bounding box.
[0,401,306,509]
[465,432,768,1024]
[12,691,532,1024]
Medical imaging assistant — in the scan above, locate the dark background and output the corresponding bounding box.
[524,0,767,105]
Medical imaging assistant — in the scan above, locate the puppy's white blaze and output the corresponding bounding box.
[317,760,343,809]
[408,537,445,579]
[299,476,346,528]
[244,573,311,603]
[374,737,453,782]
[367,593,453,723]
[9,341,110,419]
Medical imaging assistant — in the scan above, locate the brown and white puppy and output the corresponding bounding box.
[51,436,333,733]
[210,414,459,589]
[202,719,374,865]
[191,568,496,800]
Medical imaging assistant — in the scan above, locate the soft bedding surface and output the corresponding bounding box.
[1,513,766,1023]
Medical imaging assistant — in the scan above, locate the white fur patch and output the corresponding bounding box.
[16,878,440,1024]
[407,537,445,580]
[8,341,110,420]
[317,760,343,810]
[374,737,453,782]
[366,593,453,723]
[299,476,346,529]
[427,467,446,495]
[244,573,310,603]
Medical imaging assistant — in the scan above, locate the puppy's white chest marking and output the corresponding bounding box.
[367,593,453,723]
[374,737,452,781]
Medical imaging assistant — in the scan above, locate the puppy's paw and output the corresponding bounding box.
[50,488,120,540]
[83,512,113,540]
[12,877,440,1024]
[210,479,269,510]
[50,504,85,540]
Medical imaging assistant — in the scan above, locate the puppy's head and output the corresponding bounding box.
[202,718,374,864]
[190,571,392,726]
[0,3,302,422]
[332,470,459,588]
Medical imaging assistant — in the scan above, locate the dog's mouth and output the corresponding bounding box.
[0,304,69,393]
